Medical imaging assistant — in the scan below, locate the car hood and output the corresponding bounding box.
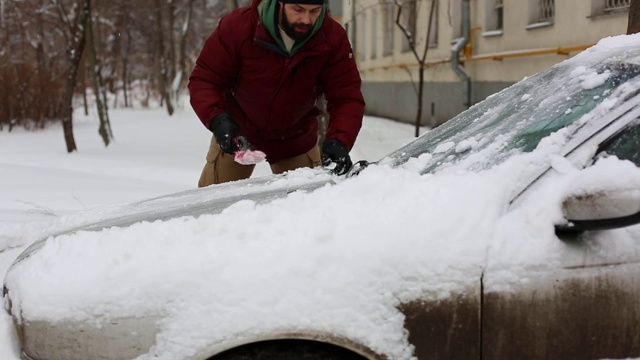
[5,161,507,360]
[7,168,335,269]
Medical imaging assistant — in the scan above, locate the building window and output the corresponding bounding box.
[605,0,631,12]
[527,0,554,28]
[451,0,463,40]
[427,0,438,48]
[484,0,504,35]
[591,0,630,17]
[495,0,504,30]
[537,0,554,22]
[382,1,395,56]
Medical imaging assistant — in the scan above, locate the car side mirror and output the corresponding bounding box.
[555,187,640,234]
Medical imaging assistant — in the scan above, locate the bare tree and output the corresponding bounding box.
[629,0,640,34]
[394,0,438,137]
[174,0,195,102]
[86,8,113,146]
[0,1,65,130]
[1,0,238,143]
[167,0,177,86]
[58,0,91,152]
[154,0,175,115]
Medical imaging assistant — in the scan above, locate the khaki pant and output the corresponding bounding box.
[198,135,322,187]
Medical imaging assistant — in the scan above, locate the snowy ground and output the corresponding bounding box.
[0,102,418,359]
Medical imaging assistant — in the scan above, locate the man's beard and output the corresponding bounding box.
[281,13,313,41]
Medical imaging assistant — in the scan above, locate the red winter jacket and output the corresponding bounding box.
[188,0,365,163]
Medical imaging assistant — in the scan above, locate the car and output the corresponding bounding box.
[4,33,640,360]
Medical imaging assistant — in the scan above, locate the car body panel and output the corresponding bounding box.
[483,262,640,359]
[400,286,481,360]
[18,316,161,360]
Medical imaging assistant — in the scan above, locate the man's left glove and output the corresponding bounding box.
[322,139,353,176]
[210,112,239,154]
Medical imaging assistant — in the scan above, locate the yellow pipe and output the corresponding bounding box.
[469,44,592,61]
[465,26,483,58]
[360,44,593,73]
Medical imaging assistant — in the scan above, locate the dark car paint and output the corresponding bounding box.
[482,262,640,359]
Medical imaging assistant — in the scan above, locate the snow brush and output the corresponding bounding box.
[234,136,267,165]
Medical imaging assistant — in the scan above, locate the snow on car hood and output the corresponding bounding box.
[6,140,640,360]
[4,148,610,360]
[5,158,515,360]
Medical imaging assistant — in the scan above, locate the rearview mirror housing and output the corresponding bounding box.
[555,188,640,234]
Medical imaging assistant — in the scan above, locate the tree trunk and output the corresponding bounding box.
[395,0,437,137]
[174,0,194,102]
[81,55,89,116]
[154,0,174,116]
[629,0,640,34]
[35,11,47,129]
[61,0,91,153]
[415,65,424,137]
[167,0,177,85]
[122,20,132,108]
[87,11,113,146]
[122,45,130,108]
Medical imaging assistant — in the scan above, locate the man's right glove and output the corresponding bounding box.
[210,112,239,154]
[322,138,353,176]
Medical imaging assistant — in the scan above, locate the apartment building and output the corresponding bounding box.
[342,0,631,127]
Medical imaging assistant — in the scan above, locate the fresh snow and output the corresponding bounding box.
[2,33,640,360]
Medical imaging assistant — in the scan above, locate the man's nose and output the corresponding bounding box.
[300,12,312,24]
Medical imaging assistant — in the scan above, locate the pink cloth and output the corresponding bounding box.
[234,149,267,165]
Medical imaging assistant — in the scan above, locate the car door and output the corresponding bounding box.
[481,120,640,360]
[400,284,482,359]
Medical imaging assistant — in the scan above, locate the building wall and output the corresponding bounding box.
[328,0,343,23]
[329,0,343,17]
[343,0,630,126]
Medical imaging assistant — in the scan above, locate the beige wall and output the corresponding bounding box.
[345,0,629,83]
[342,0,631,125]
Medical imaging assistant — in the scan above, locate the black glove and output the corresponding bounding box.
[210,113,239,154]
[322,138,353,176]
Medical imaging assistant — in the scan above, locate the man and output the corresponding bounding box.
[189,0,365,187]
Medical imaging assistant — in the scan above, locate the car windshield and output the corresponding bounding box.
[383,56,640,174]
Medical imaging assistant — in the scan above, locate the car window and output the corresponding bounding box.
[597,120,640,167]
[384,60,640,175]
[508,83,613,153]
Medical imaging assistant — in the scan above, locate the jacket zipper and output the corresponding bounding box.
[254,34,325,137]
